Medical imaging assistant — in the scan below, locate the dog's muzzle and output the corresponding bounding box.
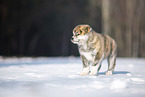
[71,36,79,44]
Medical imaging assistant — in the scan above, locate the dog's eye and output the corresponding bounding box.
[76,32,80,35]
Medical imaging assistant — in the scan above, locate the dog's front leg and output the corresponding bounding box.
[89,60,102,76]
[80,55,90,76]
[89,53,104,76]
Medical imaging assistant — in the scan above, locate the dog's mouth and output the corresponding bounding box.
[71,38,79,44]
[72,35,89,44]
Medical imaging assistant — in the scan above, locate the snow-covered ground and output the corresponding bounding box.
[0,57,145,97]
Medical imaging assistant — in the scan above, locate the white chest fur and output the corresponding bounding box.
[80,51,95,62]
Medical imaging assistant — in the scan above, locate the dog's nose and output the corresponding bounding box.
[71,36,74,42]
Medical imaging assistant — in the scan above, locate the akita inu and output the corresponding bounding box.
[71,24,117,76]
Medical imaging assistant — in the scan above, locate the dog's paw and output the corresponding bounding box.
[105,71,113,75]
[80,67,89,76]
[89,71,97,76]
[89,66,98,76]
[80,72,89,76]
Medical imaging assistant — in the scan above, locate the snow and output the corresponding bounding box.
[110,79,127,90]
[0,57,145,97]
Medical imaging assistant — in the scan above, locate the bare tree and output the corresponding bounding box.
[102,0,145,57]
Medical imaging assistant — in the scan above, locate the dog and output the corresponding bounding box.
[71,24,117,76]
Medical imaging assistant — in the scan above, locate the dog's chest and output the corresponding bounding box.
[80,51,95,61]
[78,34,97,61]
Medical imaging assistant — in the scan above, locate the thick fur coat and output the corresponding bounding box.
[71,24,117,76]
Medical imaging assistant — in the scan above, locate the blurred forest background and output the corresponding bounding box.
[0,0,145,57]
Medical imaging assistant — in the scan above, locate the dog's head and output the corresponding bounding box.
[71,24,92,44]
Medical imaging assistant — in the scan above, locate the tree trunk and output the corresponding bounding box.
[102,0,110,34]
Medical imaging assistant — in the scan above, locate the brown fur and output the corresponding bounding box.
[71,24,117,76]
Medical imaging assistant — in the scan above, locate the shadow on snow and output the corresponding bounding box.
[98,71,130,75]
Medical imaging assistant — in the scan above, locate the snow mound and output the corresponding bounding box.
[110,79,127,90]
[130,78,145,82]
